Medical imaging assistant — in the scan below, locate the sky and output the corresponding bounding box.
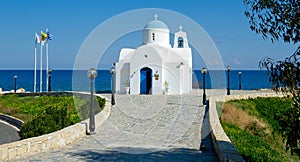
[0,0,298,70]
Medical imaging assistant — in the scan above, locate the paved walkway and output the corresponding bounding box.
[13,89,264,161]
[0,120,20,145]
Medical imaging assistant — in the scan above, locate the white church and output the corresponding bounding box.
[115,15,192,95]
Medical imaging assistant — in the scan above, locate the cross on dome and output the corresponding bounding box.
[179,25,183,32]
[144,15,168,30]
[154,14,158,21]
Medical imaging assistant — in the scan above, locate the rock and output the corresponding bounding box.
[16,88,25,93]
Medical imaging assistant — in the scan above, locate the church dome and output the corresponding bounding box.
[143,15,170,46]
[144,20,169,30]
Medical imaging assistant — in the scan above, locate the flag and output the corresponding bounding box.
[47,31,52,40]
[41,31,47,41]
[35,33,40,45]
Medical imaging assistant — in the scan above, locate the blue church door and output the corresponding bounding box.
[140,67,152,94]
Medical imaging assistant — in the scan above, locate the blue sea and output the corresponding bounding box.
[0,70,272,93]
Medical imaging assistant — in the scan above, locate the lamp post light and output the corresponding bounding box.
[202,68,207,105]
[238,71,242,90]
[87,68,98,135]
[110,67,116,105]
[226,66,231,95]
[48,69,52,92]
[14,75,17,93]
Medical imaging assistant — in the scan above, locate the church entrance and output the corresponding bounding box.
[140,67,152,94]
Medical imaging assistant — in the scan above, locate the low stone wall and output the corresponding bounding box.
[209,91,283,162]
[0,93,111,161]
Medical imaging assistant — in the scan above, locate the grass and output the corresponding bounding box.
[0,94,105,123]
[221,103,269,134]
[220,97,298,161]
[222,122,286,162]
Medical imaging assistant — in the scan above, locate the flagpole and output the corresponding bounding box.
[34,42,37,93]
[46,29,49,92]
[40,38,43,92]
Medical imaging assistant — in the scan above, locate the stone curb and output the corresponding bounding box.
[0,113,24,131]
[0,93,111,161]
[209,92,284,162]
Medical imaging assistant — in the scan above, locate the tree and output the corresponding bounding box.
[244,0,300,157]
[244,0,300,43]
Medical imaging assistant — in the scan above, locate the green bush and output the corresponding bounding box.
[250,97,292,134]
[73,96,105,121]
[19,107,74,139]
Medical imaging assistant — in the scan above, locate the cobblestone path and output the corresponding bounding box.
[13,90,224,161]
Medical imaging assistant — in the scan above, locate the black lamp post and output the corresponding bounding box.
[226,66,231,95]
[238,72,242,90]
[110,67,115,105]
[14,75,17,93]
[202,68,207,105]
[48,69,52,92]
[87,68,98,135]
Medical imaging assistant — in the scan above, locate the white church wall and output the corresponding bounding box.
[115,61,130,93]
[166,50,185,62]
[119,48,135,61]
[163,62,181,94]
[115,62,121,93]
[171,49,192,94]
[152,69,162,94]
[143,29,170,47]
[168,49,191,62]
[129,46,163,94]
[166,49,192,94]
[179,64,192,94]
[120,63,130,93]
[129,68,140,94]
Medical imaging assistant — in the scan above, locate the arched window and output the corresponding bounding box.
[178,37,184,48]
[152,33,155,41]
